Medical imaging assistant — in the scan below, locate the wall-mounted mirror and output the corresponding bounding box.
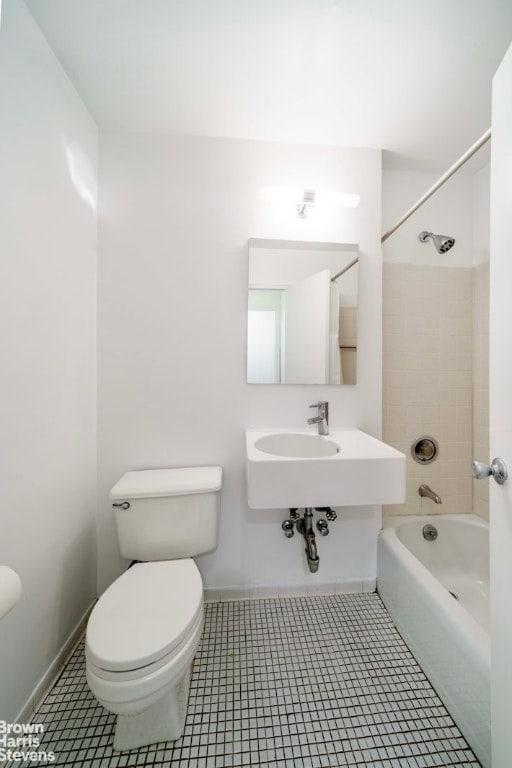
[247,238,358,385]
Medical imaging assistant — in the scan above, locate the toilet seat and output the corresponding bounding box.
[86,608,204,717]
[86,560,203,674]
[87,607,203,682]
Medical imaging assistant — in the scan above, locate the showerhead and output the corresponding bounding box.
[419,231,455,254]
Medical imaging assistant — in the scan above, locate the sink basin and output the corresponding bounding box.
[254,433,339,458]
[246,428,406,509]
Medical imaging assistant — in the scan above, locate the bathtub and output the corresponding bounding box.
[377,514,490,768]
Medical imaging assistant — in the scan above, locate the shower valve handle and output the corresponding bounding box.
[471,458,508,485]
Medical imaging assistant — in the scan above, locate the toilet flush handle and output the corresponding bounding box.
[112,501,130,510]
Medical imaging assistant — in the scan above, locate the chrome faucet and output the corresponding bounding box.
[307,401,329,435]
[419,484,442,504]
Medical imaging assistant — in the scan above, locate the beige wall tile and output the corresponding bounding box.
[383,263,481,519]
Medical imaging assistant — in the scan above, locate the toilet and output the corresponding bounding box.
[85,466,222,751]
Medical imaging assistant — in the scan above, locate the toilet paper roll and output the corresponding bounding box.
[0,566,22,620]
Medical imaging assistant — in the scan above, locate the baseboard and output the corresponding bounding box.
[204,578,376,602]
[14,600,96,725]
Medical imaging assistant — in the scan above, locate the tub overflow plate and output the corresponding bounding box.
[411,436,438,465]
[422,524,438,541]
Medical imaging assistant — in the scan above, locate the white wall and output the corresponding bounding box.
[382,170,474,267]
[97,133,382,593]
[0,0,97,722]
[473,164,491,266]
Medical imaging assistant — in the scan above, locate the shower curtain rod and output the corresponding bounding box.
[381,127,492,244]
[331,256,359,282]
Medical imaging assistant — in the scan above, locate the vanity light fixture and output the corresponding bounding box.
[258,186,360,219]
[297,188,316,219]
[316,190,360,208]
[297,188,360,219]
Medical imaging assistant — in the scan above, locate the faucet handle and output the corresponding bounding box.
[307,401,329,435]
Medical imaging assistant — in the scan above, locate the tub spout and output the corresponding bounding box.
[419,484,442,504]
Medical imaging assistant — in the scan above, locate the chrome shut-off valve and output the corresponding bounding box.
[316,519,329,536]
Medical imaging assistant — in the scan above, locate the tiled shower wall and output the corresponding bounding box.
[383,262,485,517]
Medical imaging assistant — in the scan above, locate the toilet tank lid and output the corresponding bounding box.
[110,466,222,500]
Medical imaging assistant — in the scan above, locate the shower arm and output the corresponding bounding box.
[381,128,491,244]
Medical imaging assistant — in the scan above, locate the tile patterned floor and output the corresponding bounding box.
[7,594,481,767]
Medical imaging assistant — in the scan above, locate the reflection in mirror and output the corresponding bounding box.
[247,239,358,385]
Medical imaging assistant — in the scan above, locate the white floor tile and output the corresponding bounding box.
[7,593,481,768]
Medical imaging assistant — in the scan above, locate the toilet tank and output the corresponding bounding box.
[110,467,222,561]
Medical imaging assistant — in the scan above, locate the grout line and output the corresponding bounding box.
[5,593,482,768]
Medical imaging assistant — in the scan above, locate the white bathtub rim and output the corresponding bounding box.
[378,514,490,672]
[384,512,489,591]
[383,512,488,531]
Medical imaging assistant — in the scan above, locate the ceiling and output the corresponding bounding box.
[24,0,512,173]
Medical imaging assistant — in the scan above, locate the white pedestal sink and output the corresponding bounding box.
[246,428,406,509]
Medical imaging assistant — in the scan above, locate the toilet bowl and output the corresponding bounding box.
[87,560,203,749]
[85,466,222,750]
